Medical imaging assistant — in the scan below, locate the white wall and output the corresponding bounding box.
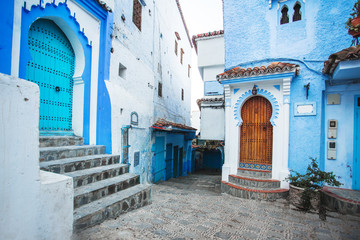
[196,36,224,69]
[0,73,73,240]
[200,104,224,140]
[191,110,201,135]
[109,0,193,182]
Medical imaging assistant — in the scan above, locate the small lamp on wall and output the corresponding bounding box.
[252,85,257,95]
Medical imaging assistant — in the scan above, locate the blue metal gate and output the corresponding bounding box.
[26,19,75,132]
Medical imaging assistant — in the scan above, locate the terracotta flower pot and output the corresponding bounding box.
[289,184,320,211]
[349,17,360,37]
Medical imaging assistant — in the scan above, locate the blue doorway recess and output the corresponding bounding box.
[354,95,360,190]
[154,137,165,183]
[165,144,173,180]
[173,146,179,178]
[26,19,75,133]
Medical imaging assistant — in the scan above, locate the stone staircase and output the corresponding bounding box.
[221,168,288,201]
[39,136,151,231]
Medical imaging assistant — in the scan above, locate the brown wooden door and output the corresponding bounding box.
[240,96,273,166]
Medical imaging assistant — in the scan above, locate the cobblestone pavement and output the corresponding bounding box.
[73,172,360,240]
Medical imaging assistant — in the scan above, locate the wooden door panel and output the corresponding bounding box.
[240,96,273,165]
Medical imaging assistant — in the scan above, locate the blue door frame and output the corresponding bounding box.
[354,95,360,190]
[165,144,173,180]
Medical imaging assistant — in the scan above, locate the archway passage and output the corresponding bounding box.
[240,96,273,168]
[26,19,75,132]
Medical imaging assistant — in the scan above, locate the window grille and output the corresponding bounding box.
[280,5,289,24]
[132,0,142,31]
[293,3,302,22]
[158,82,163,97]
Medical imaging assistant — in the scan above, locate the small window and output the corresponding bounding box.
[181,88,184,101]
[175,40,178,55]
[188,65,191,78]
[132,0,142,31]
[280,5,289,25]
[293,3,302,22]
[180,48,184,64]
[118,63,127,79]
[158,82,162,97]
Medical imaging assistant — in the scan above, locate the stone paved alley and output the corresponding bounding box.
[73,173,360,240]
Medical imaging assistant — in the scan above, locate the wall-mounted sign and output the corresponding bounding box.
[294,102,316,116]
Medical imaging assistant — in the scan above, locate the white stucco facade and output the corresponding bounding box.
[194,34,225,140]
[108,0,193,182]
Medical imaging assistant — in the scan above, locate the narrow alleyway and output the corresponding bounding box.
[73,173,360,240]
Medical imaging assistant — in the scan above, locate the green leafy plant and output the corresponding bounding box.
[287,158,342,212]
[346,0,360,32]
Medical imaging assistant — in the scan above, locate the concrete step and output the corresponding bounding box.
[64,164,129,188]
[237,168,272,179]
[229,174,280,189]
[322,187,360,216]
[40,154,120,174]
[40,145,105,162]
[40,136,84,147]
[74,184,152,231]
[221,181,288,201]
[74,173,140,209]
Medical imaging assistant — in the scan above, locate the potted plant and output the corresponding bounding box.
[287,158,342,212]
[346,0,360,37]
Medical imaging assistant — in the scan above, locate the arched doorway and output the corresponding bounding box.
[240,96,273,168]
[26,19,75,133]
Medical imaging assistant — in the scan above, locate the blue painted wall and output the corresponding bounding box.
[151,130,195,182]
[323,83,360,189]
[224,0,356,176]
[0,0,14,75]
[203,150,222,170]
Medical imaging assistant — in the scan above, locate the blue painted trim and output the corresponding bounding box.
[0,0,14,75]
[320,91,326,171]
[220,72,295,85]
[234,88,280,126]
[19,1,92,144]
[294,102,316,116]
[354,95,360,190]
[234,88,240,94]
[72,0,114,153]
[139,0,147,6]
[273,85,280,91]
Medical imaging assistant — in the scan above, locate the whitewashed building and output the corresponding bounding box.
[0,0,194,237]
[193,31,225,141]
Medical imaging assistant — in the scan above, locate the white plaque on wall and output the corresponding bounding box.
[294,102,316,116]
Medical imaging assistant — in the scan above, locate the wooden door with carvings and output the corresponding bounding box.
[240,96,273,168]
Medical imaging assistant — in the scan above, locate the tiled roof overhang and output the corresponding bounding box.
[216,62,300,82]
[323,45,360,76]
[151,119,196,132]
[192,30,224,53]
[196,97,224,110]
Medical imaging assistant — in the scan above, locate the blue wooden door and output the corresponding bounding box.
[173,146,179,178]
[354,96,360,190]
[26,19,75,132]
[165,144,173,180]
[154,137,165,183]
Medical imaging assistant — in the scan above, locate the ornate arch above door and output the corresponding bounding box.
[234,87,279,127]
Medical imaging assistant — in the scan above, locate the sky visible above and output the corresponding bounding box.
[178,0,224,111]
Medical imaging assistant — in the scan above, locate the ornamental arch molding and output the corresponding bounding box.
[234,88,280,127]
